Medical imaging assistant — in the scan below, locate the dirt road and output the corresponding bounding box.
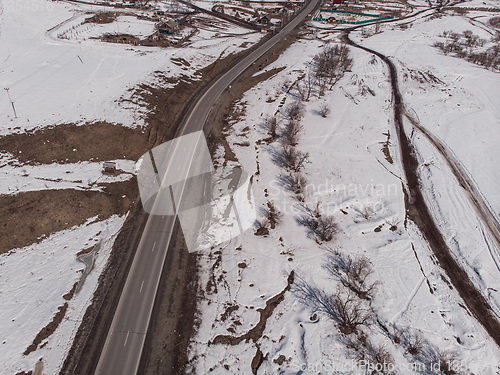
[345,16,500,347]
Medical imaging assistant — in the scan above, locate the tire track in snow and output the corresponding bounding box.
[344,5,500,347]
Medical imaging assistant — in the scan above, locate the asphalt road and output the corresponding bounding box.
[93,1,320,374]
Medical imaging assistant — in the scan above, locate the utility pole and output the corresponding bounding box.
[4,88,17,119]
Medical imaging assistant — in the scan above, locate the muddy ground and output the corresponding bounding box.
[0,121,149,165]
[0,179,137,254]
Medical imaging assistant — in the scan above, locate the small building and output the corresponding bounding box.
[102,161,117,173]
[333,0,344,4]
[257,15,270,25]
[156,19,178,34]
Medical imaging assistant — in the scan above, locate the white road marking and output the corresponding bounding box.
[152,242,156,252]
[124,331,130,347]
[140,280,144,293]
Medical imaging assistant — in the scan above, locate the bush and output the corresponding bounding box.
[286,173,307,200]
[279,145,309,172]
[314,44,353,89]
[280,119,303,146]
[319,103,330,117]
[265,116,278,140]
[299,210,338,243]
[324,252,379,300]
[294,281,372,335]
[285,101,305,121]
[265,200,282,229]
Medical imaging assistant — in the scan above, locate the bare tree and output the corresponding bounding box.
[318,103,330,117]
[294,281,371,334]
[324,252,378,300]
[281,119,303,146]
[284,101,305,121]
[314,44,353,90]
[286,172,307,200]
[435,350,463,375]
[265,116,278,140]
[315,215,338,242]
[264,200,282,229]
[296,71,316,101]
[344,331,397,374]
[299,211,338,243]
[254,218,269,236]
[280,145,309,172]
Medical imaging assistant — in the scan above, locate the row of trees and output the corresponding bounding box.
[295,250,467,374]
[294,44,353,102]
[434,30,500,71]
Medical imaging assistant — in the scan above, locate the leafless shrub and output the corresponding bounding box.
[324,252,379,300]
[389,325,426,355]
[318,103,330,117]
[294,281,371,334]
[286,172,307,200]
[299,210,338,243]
[407,331,426,356]
[344,332,397,374]
[279,145,309,172]
[434,30,498,71]
[296,71,316,101]
[395,334,467,375]
[359,205,374,220]
[265,116,278,140]
[264,200,282,229]
[314,44,353,90]
[285,101,305,121]
[254,218,269,236]
[316,215,338,242]
[281,119,303,146]
[435,350,463,375]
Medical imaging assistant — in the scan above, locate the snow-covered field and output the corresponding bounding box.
[0,0,263,373]
[187,5,500,374]
[0,0,261,134]
[351,6,500,316]
[0,215,126,375]
[0,155,136,195]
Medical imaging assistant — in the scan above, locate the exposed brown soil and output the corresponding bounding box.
[0,122,149,165]
[99,33,141,45]
[24,303,68,355]
[84,12,119,24]
[489,16,500,28]
[212,271,294,346]
[63,282,78,301]
[0,179,137,254]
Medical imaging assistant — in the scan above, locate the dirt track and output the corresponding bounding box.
[345,19,500,347]
[403,110,500,250]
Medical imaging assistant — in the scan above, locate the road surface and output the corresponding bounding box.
[94,1,320,374]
